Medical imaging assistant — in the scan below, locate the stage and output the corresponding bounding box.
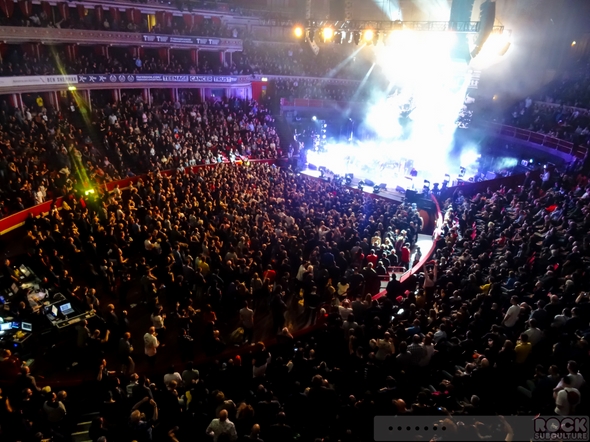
[301,167,407,203]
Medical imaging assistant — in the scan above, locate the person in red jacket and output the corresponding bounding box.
[366,249,378,267]
[401,243,411,270]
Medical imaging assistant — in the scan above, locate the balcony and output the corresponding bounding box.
[475,121,587,160]
[0,26,243,51]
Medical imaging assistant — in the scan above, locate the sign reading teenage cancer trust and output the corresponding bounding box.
[77,75,238,84]
[0,75,240,89]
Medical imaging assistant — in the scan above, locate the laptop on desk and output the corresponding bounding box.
[46,305,58,321]
[59,303,75,316]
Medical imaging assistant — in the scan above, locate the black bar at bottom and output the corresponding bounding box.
[374,415,590,441]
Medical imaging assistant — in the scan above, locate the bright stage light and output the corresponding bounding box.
[312,115,317,121]
[366,99,402,139]
[350,26,475,186]
[470,31,512,69]
[460,150,481,167]
[322,27,334,41]
[294,26,303,38]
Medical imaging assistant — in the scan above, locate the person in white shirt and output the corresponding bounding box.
[502,296,521,329]
[206,409,237,441]
[163,366,182,387]
[143,327,159,367]
[151,306,166,339]
[551,308,571,329]
[523,319,544,346]
[338,300,353,321]
[239,301,255,343]
[554,376,580,416]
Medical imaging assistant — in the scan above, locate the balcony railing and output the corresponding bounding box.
[479,121,587,159]
[0,26,243,50]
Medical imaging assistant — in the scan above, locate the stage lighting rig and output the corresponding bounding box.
[353,31,360,45]
[296,20,504,46]
[442,174,450,191]
[422,180,431,198]
[345,173,353,185]
[373,184,381,194]
[321,27,334,43]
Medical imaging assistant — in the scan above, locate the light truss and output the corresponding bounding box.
[305,20,504,34]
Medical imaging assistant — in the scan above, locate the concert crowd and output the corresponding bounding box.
[0,162,424,441]
[1,13,590,442]
[505,101,590,149]
[0,96,280,216]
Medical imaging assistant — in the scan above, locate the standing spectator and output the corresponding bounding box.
[206,409,237,441]
[239,301,255,344]
[143,327,160,368]
[554,376,581,416]
[151,305,166,346]
[502,296,521,332]
[118,332,135,375]
[401,243,411,270]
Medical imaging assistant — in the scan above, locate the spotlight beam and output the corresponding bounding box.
[324,45,365,79]
[341,62,376,121]
[348,63,376,103]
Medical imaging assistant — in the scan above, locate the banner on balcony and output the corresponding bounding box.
[0,74,241,89]
[141,34,223,46]
[11,75,78,86]
[77,74,238,84]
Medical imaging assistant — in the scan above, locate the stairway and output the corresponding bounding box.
[71,411,99,442]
